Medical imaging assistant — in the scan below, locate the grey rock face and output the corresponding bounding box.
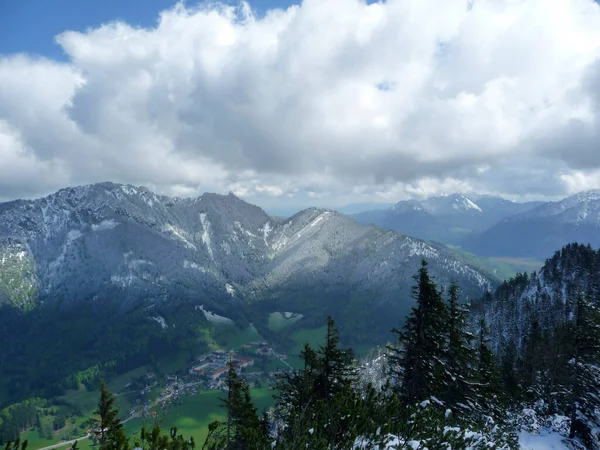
[0,183,495,330]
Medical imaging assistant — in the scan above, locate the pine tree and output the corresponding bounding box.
[389,260,448,404]
[136,425,195,450]
[3,438,27,450]
[498,337,520,399]
[91,379,126,449]
[275,343,318,434]
[273,317,359,448]
[444,282,476,413]
[204,361,266,450]
[568,290,600,448]
[314,316,357,401]
[474,318,502,418]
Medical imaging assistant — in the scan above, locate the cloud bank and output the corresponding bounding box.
[2,0,600,206]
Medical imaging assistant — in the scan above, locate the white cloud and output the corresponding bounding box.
[255,184,284,196]
[2,0,600,205]
[560,170,600,194]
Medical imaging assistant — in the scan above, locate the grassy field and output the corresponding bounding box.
[290,326,327,355]
[284,326,328,369]
[19,322,342,449]
[21,366,153,450]
[488,256,544,274]
[121,388,274,447]
[448,245,544,280]
[267,312,304,332]
[59,366,150,414]
[212,323,262,349]
[24,388,275,450]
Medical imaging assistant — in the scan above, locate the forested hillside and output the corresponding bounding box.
[5,251,596,450]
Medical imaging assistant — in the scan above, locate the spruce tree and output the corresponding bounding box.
[444,282,476,413]
[3,438,27,450]
[568,290,600,448]
[204,361,266,450]
[136,425,195,450]
[91,379,126,448]
[474,318,502,417]
[314,316,357,401]
[275,343,318,432]
[274,317,359,448]
[389,260,448,404]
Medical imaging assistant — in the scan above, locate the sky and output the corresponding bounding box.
[2,0,600,210]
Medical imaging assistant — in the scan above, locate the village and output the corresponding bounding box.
[122,340,292,420]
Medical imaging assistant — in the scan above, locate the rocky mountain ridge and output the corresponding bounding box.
[0,182,494,332]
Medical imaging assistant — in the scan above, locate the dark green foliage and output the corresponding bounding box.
[444,283,477,413]
[2,437,27,450]
[90,379,127,449]
[273,317,361,449]
[0,301,211,408]
[385,262,517,447]
[474,318,503,417]
[135,425,196,450]
[389,260,448,404]
[0,399,41,445]
[202,361,267,450]
[568,290,600,448]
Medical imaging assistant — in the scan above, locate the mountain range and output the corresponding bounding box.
[0,182,496,339]
[463,190,600,259]
[353,190,600,261]
[352,193,545,245]
[0,182,499,404]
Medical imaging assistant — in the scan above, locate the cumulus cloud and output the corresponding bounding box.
[2,0,600,205]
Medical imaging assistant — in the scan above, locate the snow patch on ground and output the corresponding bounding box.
[519,430,568,449]
[164,224,197,250]
[462,196,483,212]
[261,221,272,245]
[110,274,136,287]
[121,185,138,196]
[152,316,168,329]
[183,260,206,272]
[198,305,233,324]
[225,283,235,296]
[92,219,118,231]
[199,213,214,259]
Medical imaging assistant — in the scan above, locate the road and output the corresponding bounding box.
[34,434,90,450]
[34,412,140,450]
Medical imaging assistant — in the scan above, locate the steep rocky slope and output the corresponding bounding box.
[0,183,495,337]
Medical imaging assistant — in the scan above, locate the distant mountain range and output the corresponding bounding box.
[463,190,600,259]
[352,190,600,260]
[352,193,545,245]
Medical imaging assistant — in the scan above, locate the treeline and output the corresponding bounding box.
[0,399,41,444]
[6,254,598,449]
[0,301,211,406]
[0,397,84,444]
